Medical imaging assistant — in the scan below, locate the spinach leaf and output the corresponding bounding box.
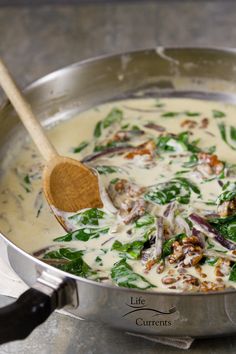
[73,141,89,153]
[156,132,200,153]
[95,256,103,265]
[43,248,84,260]
[94,121,102,138]
[112,214,155,259]
[95,165,120,175]
[183,154,199,168]
[54,227,109,242]
[218,123,236,151]
[21,174,32,193]
[111,240,145,259]
[111,259,154,289]
[229,263,236,282]
[58,256,96,278]
[208,215,236,242]
[68,208,106,226]
[184,111,200,117]
[213,110,226,118]
[43,247,96,278]
[205,257,218,266]
[144,177,200,205]
[161,112,180,117]
[217,182,236,204]
[103,108,123,128]
[135,213,155,228]
[162,233,186,258]
[93,140,130,152]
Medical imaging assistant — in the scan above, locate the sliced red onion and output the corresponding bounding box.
[189,213,236,250]
[155,217,164,257]
[82,146,135,162]
[144,123,166,132]
[175,215,191,236]
[204,249,236,262]
[192,227,205,248]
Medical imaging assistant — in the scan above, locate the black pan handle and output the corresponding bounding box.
[0,288,57,345]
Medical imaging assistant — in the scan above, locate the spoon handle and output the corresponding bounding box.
[0,58,58,162]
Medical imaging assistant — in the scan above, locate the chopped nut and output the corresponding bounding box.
[199,281,225,292]
[199,118,209,129]
[197,152,224,176]
[218,199,236,217]
[156,260,165,274]
[215,258,230,277]
[162,276,179,285]
[180,119,197,129]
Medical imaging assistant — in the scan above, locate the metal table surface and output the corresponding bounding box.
[1,1,236,353]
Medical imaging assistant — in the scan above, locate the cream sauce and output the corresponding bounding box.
[1,97,236,292]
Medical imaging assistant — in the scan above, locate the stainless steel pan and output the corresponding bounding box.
[1,48,236,343]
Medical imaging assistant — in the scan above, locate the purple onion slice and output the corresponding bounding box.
[189,213,236,250]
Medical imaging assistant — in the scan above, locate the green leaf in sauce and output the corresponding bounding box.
[205,257,218,266]
[184,111,200,117]
[21,174,32,193]
[183,154,199,168]
[162,233,186,258]
[58,257,96,278]
[213,110,226,118]
[54,227,109,242]
[156,132,200,153]
[111,240,145,259]
[43,248,84,260]
[229,263,236,282]
[95,256,103,265]
[94,121,102,138]
[68,208,106,226]
[103,108,123,129]
[135,213,155,228]
[43,247,96,278]
[73,141,89,153]
[144,177,200,205]
[111,259,155,289]
[161,112,180,118]
[208,215,236,243]
[95,165,120,175]
[217,182,236,204]
[218,123,236,151]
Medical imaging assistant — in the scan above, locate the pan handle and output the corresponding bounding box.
[0,288,56,344]
[0,273,76,345]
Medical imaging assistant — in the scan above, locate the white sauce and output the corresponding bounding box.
[1,97,236,292]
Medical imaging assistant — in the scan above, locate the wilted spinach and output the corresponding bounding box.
[208,215,236,242]
[73,141,89,153]
[156,132,200,153]
[144,177,200,205]
[111,259,154,289]
[229,263,236,282]
[54,227,109,242]
[218,123,236,151]
[217,182,236,204]
[111,240,146,259]
[213,110,226,118]
[68,208,106,227]
[43,247,84,260]
[43,247,96,278]
[103,108,123,128]
[95,165,120,175]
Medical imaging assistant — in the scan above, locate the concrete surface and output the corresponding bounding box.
[1,1,236,353]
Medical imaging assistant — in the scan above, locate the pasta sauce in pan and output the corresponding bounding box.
[1,97,236,292]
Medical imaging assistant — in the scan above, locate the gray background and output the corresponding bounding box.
[1,1,236,353]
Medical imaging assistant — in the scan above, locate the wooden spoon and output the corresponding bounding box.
[0,58,103,229]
